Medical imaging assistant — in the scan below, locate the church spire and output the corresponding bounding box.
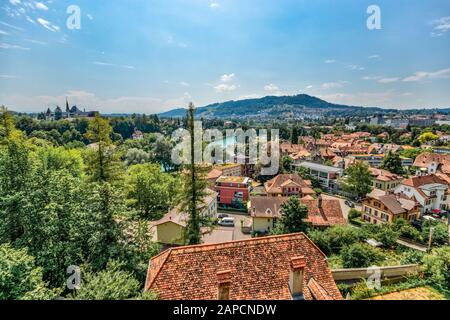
[66,97,70,113]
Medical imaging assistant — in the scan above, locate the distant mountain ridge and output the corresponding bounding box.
[158,94,391,118]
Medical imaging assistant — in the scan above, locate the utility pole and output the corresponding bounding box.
[427,226,435,252]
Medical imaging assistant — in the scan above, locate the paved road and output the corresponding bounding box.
[218,212,252,241]
[396,238,428,252]
[321,194,361,221]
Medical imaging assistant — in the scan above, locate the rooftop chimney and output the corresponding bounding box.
[289,256,306,300]
[217,270,231,300]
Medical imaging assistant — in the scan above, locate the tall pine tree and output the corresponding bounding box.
[181,103,207,245]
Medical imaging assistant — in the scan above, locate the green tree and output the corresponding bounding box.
[280,155,293,173]
[84,114,124,184]
[0,244,57,300]
[272,197,309,234]
[124,148,151,166]
[0,112,31,243]
[181,103,207,245]
[154,137,174,171]
[342,161,373,199]
[291,126,299,144]
[72,260,149,300]
[341,243,383,268]
[418,132,439,145]
[380,151,405,175]
[127,163,179,219]
[84,182,122,270]
[422,247,450,290]
[308,225,362,255]
[422,221,449,247]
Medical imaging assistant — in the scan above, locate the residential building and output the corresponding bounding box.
[293,162,343,191]
[132,129,144,140]
[144,233,343,300]
[369,168,403,191]
[215,176,252,208]
[348,154,412,169]
[264,173,315,197]
[348,154,384,167]
[152,189,218,245]
[362,189,420,224]
[394,175,449,214]
[206,164,243,185]
[249,195,345,233]
[413,153,450,177]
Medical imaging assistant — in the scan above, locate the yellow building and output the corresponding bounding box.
[369,168,404,191]
[362,189,420,225]
[153,188,218,245]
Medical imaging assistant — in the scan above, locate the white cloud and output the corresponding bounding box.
[321,81,348,90]
[0,21,25,31]
[0,90,181,114]
[431,17,450,37]
[305,85,313,89]
[324,59,335,64]
[25,38,46,45]
[403,67,450,82]
[0,42,30,50]
[347,64,365,71]
[93,61,135,69]
[362,76,381,80]
[87,14,94,21]
[179,81,190,87]
[35,2,48,11]
[378,77,400,83]
[368,54,380,59]
[9,0,21,5]
[0,74,18,79]
[210,3,220,9]
[316,91,411,108]
[214,83,238,93]
[263,84,279,92]
[220,73,235,82]
[0,30,9,35]
[1,90,198,113]
[37,18,59,32]
[25,16,35,24]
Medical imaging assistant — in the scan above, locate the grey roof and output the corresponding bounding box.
[296,161,343,174]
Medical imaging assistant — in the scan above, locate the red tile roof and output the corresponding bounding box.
[265,174,312,195]
[402,174,448,188]
[301,198,346,227]
[145,233,342,300]
[414,153,450,175]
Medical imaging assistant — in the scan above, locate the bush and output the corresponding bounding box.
[422,247,450,291]
[308,225,363,255]
[0,244,57,300]
[400,249,425,265]
[72,260,148,300]
[348,209,361,220]
[421,221,449,247]
[341,243,383,268]
[399,224,421,242]
[374,228,399,248]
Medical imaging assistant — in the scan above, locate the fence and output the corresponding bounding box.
[332,264,420,282]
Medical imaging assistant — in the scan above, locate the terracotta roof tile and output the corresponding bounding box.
[145,233,342,300]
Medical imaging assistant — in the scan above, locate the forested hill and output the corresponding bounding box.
[158,94,388,118]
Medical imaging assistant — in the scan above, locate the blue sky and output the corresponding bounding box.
[0,0,450,113]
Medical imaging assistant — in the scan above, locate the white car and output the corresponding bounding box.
[218,217,235,227]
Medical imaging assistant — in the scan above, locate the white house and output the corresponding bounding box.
[393,175,449,214]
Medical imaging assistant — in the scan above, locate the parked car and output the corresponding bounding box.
[218,213,229,219]
[218,217,235,227]
[345,200,355,208]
